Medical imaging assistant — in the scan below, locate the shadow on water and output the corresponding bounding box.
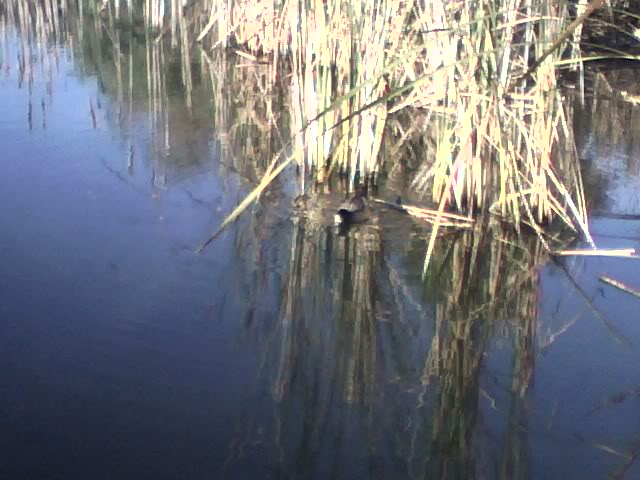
[1,2,640,480]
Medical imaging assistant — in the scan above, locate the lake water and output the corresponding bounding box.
[1,9,640,480]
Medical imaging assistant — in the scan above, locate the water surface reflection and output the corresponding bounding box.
[1,4,640,480]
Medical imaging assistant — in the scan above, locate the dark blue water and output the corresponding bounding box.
[2,10,640,480]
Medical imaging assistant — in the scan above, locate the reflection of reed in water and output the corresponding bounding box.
[223,203,550,478]
[570,70,640,213]
[2,0,292,211]
[201,48,287,184]
[272,217,381,405]
[582,70,640,159]
[2,0,61,131]
[3,0,229,185]
[400,225,544,479]
[223,208,392,477]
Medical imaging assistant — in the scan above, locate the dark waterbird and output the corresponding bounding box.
[334,187,369,225]
[334,185,407,226]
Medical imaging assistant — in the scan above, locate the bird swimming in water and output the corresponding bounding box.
[334,188,368,226]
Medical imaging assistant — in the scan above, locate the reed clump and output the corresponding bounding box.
[191,0,620,259]
[13,0,640,264]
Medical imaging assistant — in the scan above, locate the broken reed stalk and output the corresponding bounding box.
[599,276,640,299]
[553,248,637,258]
[196,154,294,253]
[552,258,631,346]
[370,198,474,229]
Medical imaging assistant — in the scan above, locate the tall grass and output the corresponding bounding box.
[7,0,638,260]
[187,0,617,264]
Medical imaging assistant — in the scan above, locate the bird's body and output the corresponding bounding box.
[334,191,368,225]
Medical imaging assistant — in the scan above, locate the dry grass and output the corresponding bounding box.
[10,0,638,268]
[189,0,615,264]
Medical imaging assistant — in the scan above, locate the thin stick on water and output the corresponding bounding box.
[553,248,637,258]
[552,258,631,346]
[599,276,640,299]
[196,155,294,254]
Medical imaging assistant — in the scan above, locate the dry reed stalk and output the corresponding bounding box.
[554,248,636,257]
[599,276,640,298]
[370,197,474,228]
[196,153,293,253]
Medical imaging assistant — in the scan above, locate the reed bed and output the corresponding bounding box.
[15,0,639,266]
[193,0,599,227]
[187,0,639,270]
[9,2,638,195]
